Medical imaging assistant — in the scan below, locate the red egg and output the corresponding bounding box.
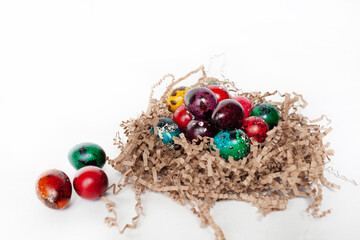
[36,169,72,209]
[173,104,194,132]
[241,116,269,143]
[232,96,252,119]
[73,166,108,200]
[206,85,231,102]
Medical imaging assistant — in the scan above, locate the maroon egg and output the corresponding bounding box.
[232,96,252,119]
[173,104,194,132]
[185,119,218,141]
[241,116,269,143]
[211,99,245,129]
[184,87,217,118]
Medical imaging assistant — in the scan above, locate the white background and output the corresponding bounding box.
[1,0,360,239]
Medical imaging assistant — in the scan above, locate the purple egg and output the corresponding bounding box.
[211,99,245,129]
[184,87,218,118]
[185,119,219,141]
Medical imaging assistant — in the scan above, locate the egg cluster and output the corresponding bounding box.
[35,142,109,209]
[154,82,280,161]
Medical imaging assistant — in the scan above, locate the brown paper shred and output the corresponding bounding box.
[103,184,145,234]
[325,165,358,186]
[105,66,340,239]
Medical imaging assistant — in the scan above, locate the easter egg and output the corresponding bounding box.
[207,82,228,89]
[36,169,72,209]
[185,119,218,141]
[68,142,106,170]
[173,104,194,132]
[232,96,252,119]
[211,99,245,129]
[207,85,231,102]
[167,86,190,112]
[156,117,181,144]
[207,82,222,86]
[184,87,217,118]
[73,166,108,200]
[250,103,280,130]
[242,116,269,143]
[213,129,250,161]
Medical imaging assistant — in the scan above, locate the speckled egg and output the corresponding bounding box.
[213,129,250,161]
[173,104,194,132]
[242,116,269,143]
[211,99,245,130]
[155,117,181,144]
[36,169,72,209]
[68,142,106,170]
[233,96,252,119]
[250,103,280,130]
[185,119,219,141]
[167,86,190,112]
[184,87,217,118]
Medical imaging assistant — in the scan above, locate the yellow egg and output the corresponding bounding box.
[167,86,190,112]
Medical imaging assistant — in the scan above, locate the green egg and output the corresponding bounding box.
[213,129,250,161]
[68,142,106,170]
[250,103,280,130]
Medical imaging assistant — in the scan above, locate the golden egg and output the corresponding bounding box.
[167,86,190,112]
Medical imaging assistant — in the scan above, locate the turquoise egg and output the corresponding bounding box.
[155,117,181,144]
[213,129,250,161]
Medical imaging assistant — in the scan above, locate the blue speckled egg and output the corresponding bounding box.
[213,129,250,161]
[155,117,181,144]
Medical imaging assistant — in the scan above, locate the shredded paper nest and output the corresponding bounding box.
[103,66,339,240]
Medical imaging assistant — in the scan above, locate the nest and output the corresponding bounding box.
[102,66,339,240]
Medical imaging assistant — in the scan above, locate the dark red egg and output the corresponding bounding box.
[232,96,252,119]
[73,166,108,200]
[173,104,194,132]
[241,116,269,143]
[185,119,218,141]
[211,99,245,129]
[184,87,218,118]
[206,85,231,102]
[36,169,72,209]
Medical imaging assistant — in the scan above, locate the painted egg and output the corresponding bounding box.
[184,87,217,118]
[232,96,252,119]
[73,166,108,200]
[213,129,250,161]
[36,169,72,209]
[68,142,106,170]
[207,82,228,89]
[173,104,194,132]
[242,116,269,143]
[250,103,280,130]
[167,86,190,112]
[211,99,245,129]
[155,117,181,144]
[206,85,231,102]
[207,81,222,86]
[185,119,219,141]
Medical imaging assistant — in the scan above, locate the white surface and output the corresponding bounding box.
[1,1,360,239]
